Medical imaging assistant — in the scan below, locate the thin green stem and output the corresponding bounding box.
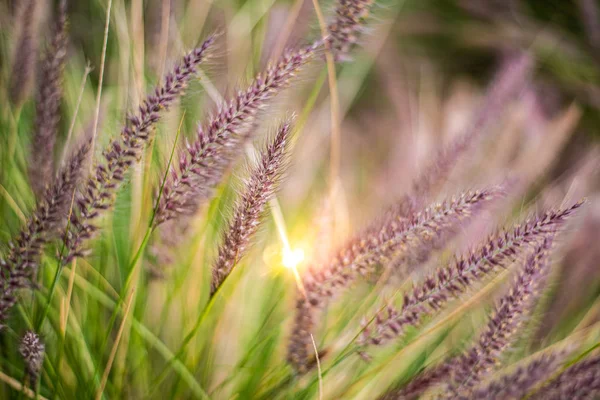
[88,111,187,396]
[35,190,77,331]
[65,263,208,397]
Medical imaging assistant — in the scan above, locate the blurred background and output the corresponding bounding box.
[1,0,600,398]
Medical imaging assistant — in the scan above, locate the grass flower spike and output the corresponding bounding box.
[29,0,69,197]
[19,331,45,387]
[327,0,375,60]
[0,142,90,325]
[464,353,563,400]
[155,43,319,225]
[8,0,41,106]
[445,238,555,396]
[62,36,216,263]
[211,119,293,295]
[530,355,600,400]
[288,187,503,372]
[361,202,582,348]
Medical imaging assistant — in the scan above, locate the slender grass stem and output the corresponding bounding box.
[90,0,113,157]
[94,285,136,400]
[59,64,92,167]
[35,191,77,331]
[62,261,209,397]
[88,112,187,396]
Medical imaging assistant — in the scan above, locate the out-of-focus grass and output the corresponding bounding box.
[0,0,599,399]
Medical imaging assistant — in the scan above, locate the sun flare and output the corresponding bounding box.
[282,247,305,269]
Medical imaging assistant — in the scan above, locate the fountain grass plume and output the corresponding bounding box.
[8,0,41,106]
[445,237,555,396]
[62,35,216,264]
[155,42,320,225]
[29,0,69,198]
[288,187,503,372]
[0,141,90,326]
[361,201,583,348]
[210,119,294,296]
[19,330,45,387]
[530,354,600,400]
[305,188,504,307]
[327,0,375,61]
[463,353,562,400]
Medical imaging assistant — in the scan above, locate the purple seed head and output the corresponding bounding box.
[29,0,69,198]
[288,187,503,372]
[20,331,45,386]
[62,35,216,264]
[446,237,555,395]
[327,0,375,61]
[360,201,582,349]
[210,119,294,295]
[0,141,90,326]
[155,43,319,225]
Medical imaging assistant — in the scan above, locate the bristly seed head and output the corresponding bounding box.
[288,187,504,372]
[327,0,375,61]
[530,354,600,400]
[359,201,582,350]
[155,43,319,226]
[444,237,555,396]
[29,0,69,198]
[210,119,294,296]
[463,353,563,400]
[61,35,216,265]
[9,0,42,106]
[20,331,45,385]
[0,141,90,326]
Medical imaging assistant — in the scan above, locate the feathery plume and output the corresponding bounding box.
[306,188,503,307]
[381,352,563,400]
[210,120,293,295]
[530,354,600,400]
[463,353,562,400]
[386,54,533,226]
[390,57,534,271]
[327,0,375,61]
[361,201,582,348]
[410,53,533,203]
[288,188,502,372]
[0,142,90,326]
[287,300,316,372]
[9,0,41,106]
[29,0,69,198]
[62,36,216,264]
[19,331,45,386]
[445,238,555,396]
[155,42,319,225]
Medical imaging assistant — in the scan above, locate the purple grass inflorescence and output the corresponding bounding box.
[530,354,600,400]
[0,142,90,326]
[29,0,69,198]
[360,202,582,349]
[327,0,375,61]
[464,353,563,400]
[288,187,503,372]
[155,43,319,226]
[62,35,216,264]
[210,119,293,296]
[444,237,555,396]
[9,0,41,106]
[19,330,45,386]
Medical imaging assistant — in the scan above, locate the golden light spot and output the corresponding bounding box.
[282,247,305,269]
